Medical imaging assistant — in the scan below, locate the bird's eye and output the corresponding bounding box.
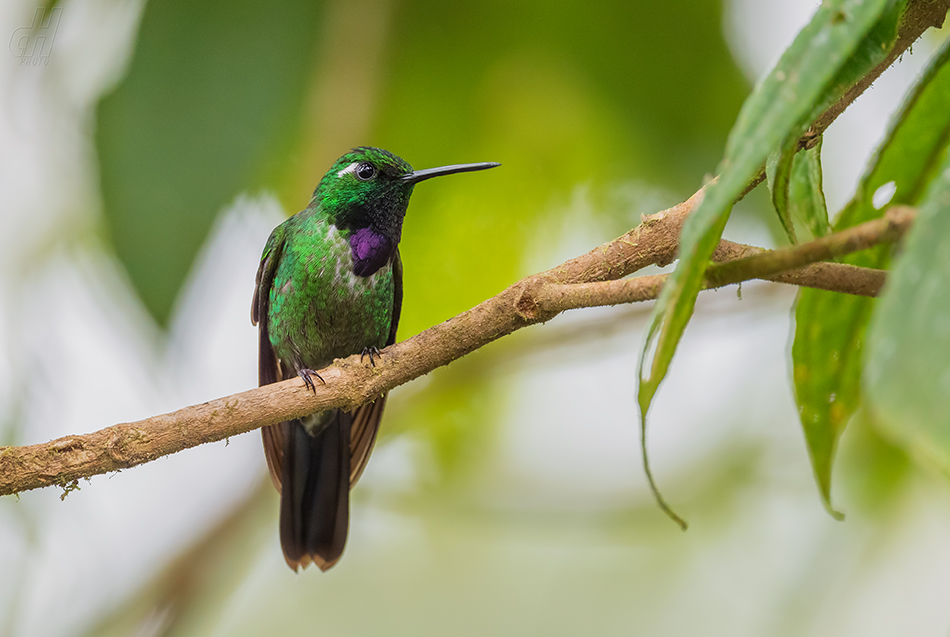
[355,162,377,181]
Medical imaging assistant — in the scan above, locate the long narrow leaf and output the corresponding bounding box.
[766,139,800,244]
[789,137,832,239]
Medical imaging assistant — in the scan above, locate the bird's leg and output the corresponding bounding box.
[298,368,325,393]
[360,346,382,367]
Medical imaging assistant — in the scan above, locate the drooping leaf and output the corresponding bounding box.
[864,143,950,473]
[636,0,900,524]
[766,139,800,244]
[792,290,863,520]
[792,36,950,516]
[788,137,832,239]
[96,0,324,325]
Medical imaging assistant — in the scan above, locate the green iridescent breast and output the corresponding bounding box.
[267,213,394,372]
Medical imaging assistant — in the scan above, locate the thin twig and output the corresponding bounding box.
[516,206,911,317]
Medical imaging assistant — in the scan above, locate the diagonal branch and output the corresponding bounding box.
[0,196,913,497]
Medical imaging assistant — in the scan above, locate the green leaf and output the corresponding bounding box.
[96,0,323,325]
[792,290,862,520]
[766,139,800,244]
[864,145,950,472]
[792,36,950,516]
[636,0,896,524]
[788,137,832,239]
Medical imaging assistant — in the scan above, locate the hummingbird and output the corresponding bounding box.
[252,147,499,571]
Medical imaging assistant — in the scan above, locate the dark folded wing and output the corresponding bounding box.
[348,249,403,487]
[348,397,387,488]
[261,420,287,493]
[253,224,288,493]
[388,248,403,346]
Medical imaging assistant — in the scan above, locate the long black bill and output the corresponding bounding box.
[402,162,500,184]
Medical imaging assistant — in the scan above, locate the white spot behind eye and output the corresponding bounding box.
[337,162,358,177]
[872,181,896,210]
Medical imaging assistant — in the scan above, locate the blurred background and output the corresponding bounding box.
[1,1,949,635]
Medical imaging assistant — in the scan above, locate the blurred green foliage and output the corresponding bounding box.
[95,0,747,331]
[96,0,324,325]
[381,0,747,339]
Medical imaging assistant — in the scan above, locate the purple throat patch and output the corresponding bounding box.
[349,227,392,277]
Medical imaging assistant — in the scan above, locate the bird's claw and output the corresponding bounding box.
[360,346,382,367]
[299,368,325,393]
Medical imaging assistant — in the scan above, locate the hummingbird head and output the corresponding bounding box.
[313,147,499,276]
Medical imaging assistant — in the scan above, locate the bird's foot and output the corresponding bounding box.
[360,346,382,367]
[298,368,325,393]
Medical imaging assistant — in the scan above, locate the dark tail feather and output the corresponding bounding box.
[279,410,351,572]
